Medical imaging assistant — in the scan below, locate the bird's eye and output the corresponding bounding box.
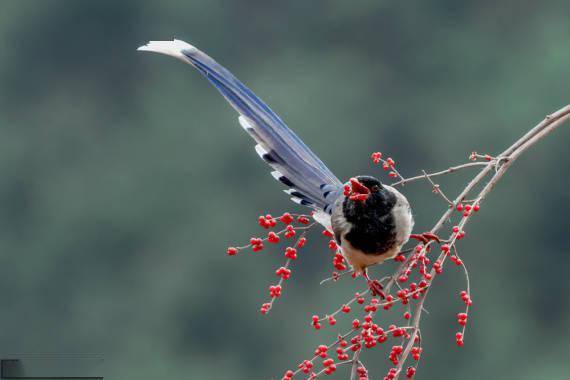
[371,185,379,192]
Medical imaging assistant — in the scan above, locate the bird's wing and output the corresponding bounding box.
[138,39,343,220]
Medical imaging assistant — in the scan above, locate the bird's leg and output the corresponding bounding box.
[409,232,441,244]
[363,269,386,299]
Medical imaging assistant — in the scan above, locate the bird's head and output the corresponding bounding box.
[348,176,386,203]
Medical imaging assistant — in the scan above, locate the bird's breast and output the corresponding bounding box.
[330,185,414,272]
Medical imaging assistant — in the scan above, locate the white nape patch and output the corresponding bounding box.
[270,170,284,181]
[254,144,268,159]
[238,116,254,131]
[137,39,197,62]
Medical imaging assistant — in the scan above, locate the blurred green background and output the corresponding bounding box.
[0,1,568,379]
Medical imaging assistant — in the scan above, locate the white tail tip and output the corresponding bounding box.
[137,39,197,60]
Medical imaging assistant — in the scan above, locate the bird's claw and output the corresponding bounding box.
[410,232,441,244]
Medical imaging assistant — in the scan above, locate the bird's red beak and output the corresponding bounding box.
[350,178,370,195]
[349,178,370,202]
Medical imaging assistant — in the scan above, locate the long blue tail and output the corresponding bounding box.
[138,40,343,216]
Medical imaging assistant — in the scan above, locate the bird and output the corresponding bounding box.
[138,39,432,296]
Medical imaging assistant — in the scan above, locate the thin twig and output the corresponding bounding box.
[422,170,454,205]
[391,162,488,187]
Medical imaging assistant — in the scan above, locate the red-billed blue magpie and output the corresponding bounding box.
[138,40,418,295]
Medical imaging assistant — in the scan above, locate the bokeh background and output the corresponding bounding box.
[0,1,569,379]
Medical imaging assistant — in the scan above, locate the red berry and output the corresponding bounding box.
[394,254,406,262]
[226,247,238,256]
[328,240,338,250]
[279,212,294,224]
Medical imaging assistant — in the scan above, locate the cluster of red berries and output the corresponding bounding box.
[300,360,314,374]
[226,211,322,317]
[276,266,292,280]
[260,302,271,314]
[335,343,349,360]
[452,225,466,240]
[269,285,282,298]
[321,358,337,375]
[455,332,464,347]
[433,259,443,274]
[384,368,399,380]
[371,151,399,178]
[268,231,280,243]
[332,252,347,271]
[460,290,472,306]
[410,346,422,361]
[389,345,404,365]
[226,212,313,257]
[311,315,322,330]
[259,214,278,228]
[398,245,437,283]
[285,225,297,238]
[406,366,417,378]
[457,312,468,326]
[371,151,383,164]
[450,254,463,266]
[280,212,294,224]
[314,344,328,358]
[356,366,369,380]
[285,247,298,260]
[456,202,480,217]
[250,237,264,252]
